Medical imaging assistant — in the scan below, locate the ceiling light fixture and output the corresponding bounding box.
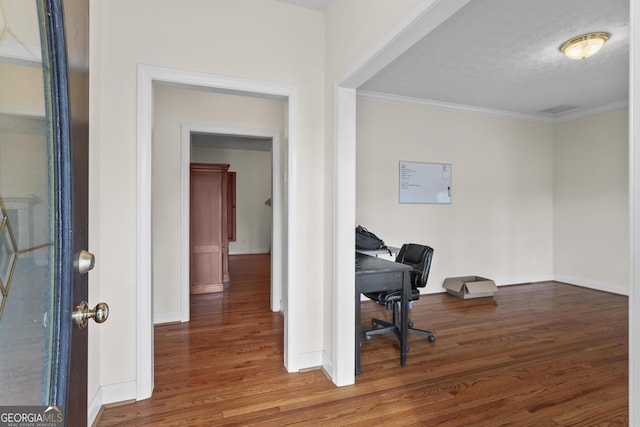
[560,32,609,60]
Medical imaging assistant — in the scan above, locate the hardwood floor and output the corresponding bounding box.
[96,254,628,426]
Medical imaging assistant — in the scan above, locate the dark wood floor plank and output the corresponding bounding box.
[95,255,628,426]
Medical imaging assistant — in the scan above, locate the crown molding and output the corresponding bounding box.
[357,90,553,123]
[357,90,628,124]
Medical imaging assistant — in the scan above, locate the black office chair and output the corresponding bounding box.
[364,243,436,342]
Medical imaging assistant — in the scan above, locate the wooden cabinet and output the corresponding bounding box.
[190,163,230,294]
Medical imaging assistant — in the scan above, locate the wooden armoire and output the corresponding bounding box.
[189,163,235,294]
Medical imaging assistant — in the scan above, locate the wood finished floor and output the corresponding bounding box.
[96,254,628,426]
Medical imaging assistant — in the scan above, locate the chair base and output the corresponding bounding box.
[364,318,395,340]
[365,317,436,342]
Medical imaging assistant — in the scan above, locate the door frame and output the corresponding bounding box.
[630,0,640,421]
[180,123,282,320]
[136,65,299,399]
[331,0,473,386]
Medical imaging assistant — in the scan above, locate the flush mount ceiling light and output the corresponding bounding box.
[560,32,609,60]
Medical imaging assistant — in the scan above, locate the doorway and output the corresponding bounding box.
[137,65,300,400]
[181,126,282,318]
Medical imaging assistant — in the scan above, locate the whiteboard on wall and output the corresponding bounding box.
[399,161,451,204]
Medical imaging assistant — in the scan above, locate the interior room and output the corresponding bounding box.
[1,0,637,425]
[90,0,637,423]
[330,0,632,389]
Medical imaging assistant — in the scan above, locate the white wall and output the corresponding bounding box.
[554,108,629,293]
[89,0,324,405]
[192,145,273,255]
[356,99,629,295]
[356,98,555,289]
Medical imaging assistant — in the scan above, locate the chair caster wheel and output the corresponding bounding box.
[428,335,436,342]
[365,335,372,341]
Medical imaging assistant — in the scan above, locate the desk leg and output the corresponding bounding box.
[400,271,409,366]
[355,279,361,377]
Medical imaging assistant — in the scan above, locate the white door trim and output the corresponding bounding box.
[629,0,639,422]
[137,64,299,399]
[180,123,283,319]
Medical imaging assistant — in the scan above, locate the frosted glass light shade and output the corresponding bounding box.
[560,32,609,60]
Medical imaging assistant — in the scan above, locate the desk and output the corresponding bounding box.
[356,246,400,258]
[355,252,411,376]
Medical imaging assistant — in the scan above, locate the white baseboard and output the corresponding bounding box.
[296,350,323,371]
[88,388,103,426]
[493,274,555,286]
[416,274,626,296]
[153,311,182,325]
[321,351,333,378]
[88,381,137,426]
[228,248,270,255]
[553,275,630,296]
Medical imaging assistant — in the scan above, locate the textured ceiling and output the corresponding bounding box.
[359,0,630,121]
[196,0,630,151]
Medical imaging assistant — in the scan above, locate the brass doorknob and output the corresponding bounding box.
[72,301,109,328]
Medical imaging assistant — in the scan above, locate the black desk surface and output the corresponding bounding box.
[355,252,411,274]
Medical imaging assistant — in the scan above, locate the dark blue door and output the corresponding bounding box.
[0,1,100,425]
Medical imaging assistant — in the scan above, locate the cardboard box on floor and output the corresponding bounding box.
[443,276,497,299]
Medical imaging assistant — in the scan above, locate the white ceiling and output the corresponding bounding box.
[283,0,629,121]
[359,0,630,121]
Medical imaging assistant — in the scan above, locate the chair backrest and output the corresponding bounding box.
[395,243,434,289]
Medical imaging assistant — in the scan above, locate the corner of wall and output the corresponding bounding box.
[88,381,137,426]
